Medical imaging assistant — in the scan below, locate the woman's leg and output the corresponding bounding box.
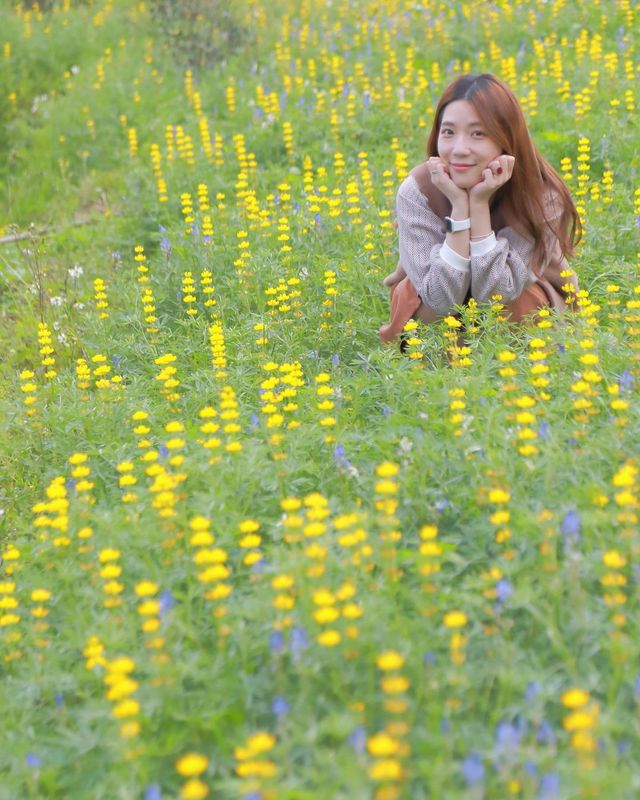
[505,282,550,323]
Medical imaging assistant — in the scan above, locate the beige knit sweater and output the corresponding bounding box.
[396,163,579,315]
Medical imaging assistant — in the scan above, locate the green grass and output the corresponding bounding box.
[1,0,640,798]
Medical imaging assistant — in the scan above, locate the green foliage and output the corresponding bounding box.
[148,0,253,72]
[1,0,640,798]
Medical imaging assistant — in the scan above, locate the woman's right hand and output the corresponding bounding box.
[427,156,468,207]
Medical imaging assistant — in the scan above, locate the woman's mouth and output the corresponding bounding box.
[450,163,475,171]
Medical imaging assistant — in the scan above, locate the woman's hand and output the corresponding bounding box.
[427,156,469,207]
[469,155,515,204]
[383,264,406,287]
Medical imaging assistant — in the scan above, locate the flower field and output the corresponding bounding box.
[1,0,640,797]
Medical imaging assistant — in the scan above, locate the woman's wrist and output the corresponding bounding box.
[449,200,470,220]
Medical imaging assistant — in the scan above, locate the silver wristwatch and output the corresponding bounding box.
[445,216,471,233]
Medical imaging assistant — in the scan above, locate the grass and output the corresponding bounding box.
[1,0,640,798]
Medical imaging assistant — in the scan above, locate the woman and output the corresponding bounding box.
[379,73,581,344]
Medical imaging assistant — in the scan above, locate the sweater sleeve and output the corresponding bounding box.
[396,176,470,316]
[469,190,563,304]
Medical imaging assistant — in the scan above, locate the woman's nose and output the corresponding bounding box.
[451,136,471,154]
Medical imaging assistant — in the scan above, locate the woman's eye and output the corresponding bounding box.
[472,131,485,137]
[440,129,452,135]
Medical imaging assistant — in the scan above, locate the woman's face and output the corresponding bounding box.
[437,99,503,189]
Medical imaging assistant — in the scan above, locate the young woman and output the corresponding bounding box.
[379,72,581,344]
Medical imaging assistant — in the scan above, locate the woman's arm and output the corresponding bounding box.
[396,176,471,317]
[468,189,568,304]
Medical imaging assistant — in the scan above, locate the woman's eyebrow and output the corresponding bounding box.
[440,119,483,127]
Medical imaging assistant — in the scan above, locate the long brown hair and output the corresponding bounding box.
[426,73,581,270]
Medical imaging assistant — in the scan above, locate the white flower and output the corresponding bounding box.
[74,302,85,310]
[50,296,64,307]
[70,65,80,75]
[68,265,84,279]
[398,437,413,453]
[57,332,68,345]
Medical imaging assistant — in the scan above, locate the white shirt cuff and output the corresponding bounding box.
[470,233,497,257]
[440,241,471,273]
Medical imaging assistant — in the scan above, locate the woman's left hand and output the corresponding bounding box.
[469,155,515,203]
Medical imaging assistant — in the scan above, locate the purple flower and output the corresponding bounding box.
[435,499,452,513]
[536,720,555,745]
[496,578,514,603]
[619,370,633,391]
[525,760,538,776]
[496,721,521,749]
[423,650,436,664]
[332,354,340,365]
[633,674,640,696]
[66,478,76,493]
[617,739,630,755]
[54,693,64,708]
[538,772,560,798]
[158,445,169,460]
[145,786,162,800]
[333,444,346,462]
[269,630,284,653]
[112,355,121,366]
[26,753,41,768]
[525,681,540,700]
[244,793,262,800]
[348,725,367,754]
[272,696,289,717]
[537,421,550,440]
[160,237,171,254]
[159,590,175,617]
[462,753,484,786]
[314,213,322,226]
[290,626,308,660]
[382,406,391,417]
[249,413,260,431]
[560,509,580,538]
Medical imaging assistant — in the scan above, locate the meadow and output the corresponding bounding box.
[1,0,639,798]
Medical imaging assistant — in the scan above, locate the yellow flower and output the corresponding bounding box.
[108,657,135,674]
[180,779,209,800]
[381,676,410,694]
[176,753,209,777]
[375,462,399,478]
[367,733,400,756]
[112,699,140,718]
[107,678,139,701]
[603,550,626,568]
[135,581,158,597]
[376,651,404,671]
[561,688,590,708]
[30,589,51,603]
[488,489,510,504]
[246,732,276,754]
[443,611,468,628]
[563,710,596,731]
[369,759,403,781]
[99,548,120,563]
[280,497,301,511]
[317,629,341,646]
[239,519,260,533]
